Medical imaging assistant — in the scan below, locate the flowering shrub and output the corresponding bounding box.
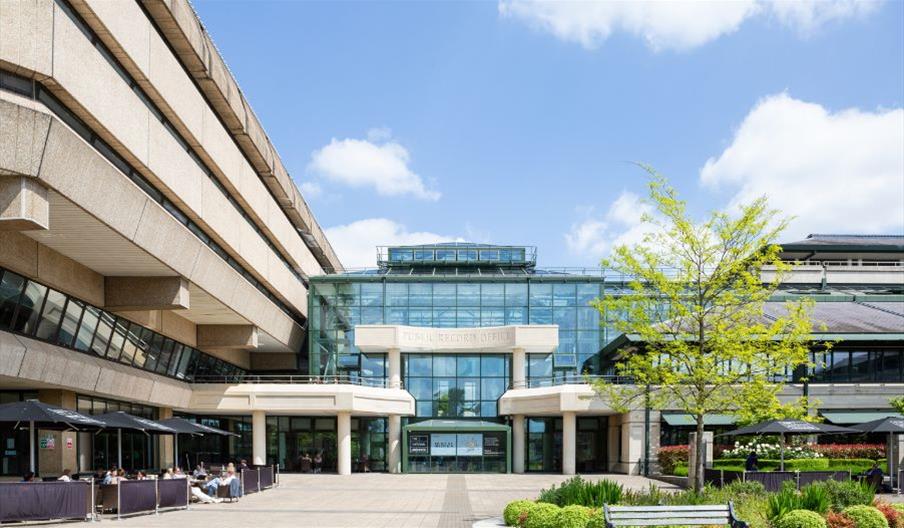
[873,501,903,528]
[657,445,689,474]
[827,512,857,528]
[722,439,821,460]
[815,444,886,460]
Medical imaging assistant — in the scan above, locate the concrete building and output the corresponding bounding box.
[1,0,901,479]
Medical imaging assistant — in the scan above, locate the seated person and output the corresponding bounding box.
[173,467,187,479]
[190,485,222,504]
[22,471,35,483]
[193,463,207,478]
[57,469,72,481]
[101,467,116,485]
[206,468,241,498]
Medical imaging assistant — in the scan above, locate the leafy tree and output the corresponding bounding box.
[891,396,904,415]
[591,168,818,492]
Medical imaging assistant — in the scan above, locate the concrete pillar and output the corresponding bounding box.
[337,412,351,475]
[562,412,576,475]
[158,407,174,469]
[388,348,401,389]
[513,415,525,473]
[618,410,661,475]
[0,175,49,231]
[512,347,526,388]
[198,325,259,350]
[37,390,77,476]
[607,415,621,472]
[252,411,266,466]
[105,277,190,311]
[388,414,401,473]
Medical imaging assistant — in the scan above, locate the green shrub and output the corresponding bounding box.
[722,480,767,496]
[775,510,828,528]
[538,476,622,507]
[786,459,831,471]
[799,483,830,514]
[556,505,593,528]
[503,500,535,526]
[586,508,606,528]
[673,464,688,477]
[523,503,560,528]
[657,445,689,474]
[827,459,888,474]
[841,505,889,528]
[767,487,802,521]
[813,480,876,510]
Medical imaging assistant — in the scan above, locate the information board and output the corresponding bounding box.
[484,434,503,456]
[409,434,429,455]
[456,433,483,456]
[431,434,457,456]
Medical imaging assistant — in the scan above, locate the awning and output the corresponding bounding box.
[404,419,510,432]
[662,413,737,427]
[821,411,903,425]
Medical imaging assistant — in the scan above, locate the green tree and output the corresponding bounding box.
[591,169,817,492]
[891,396,904,415]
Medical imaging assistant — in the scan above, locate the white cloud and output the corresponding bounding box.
[700,93,904,238]
[565,191,656,260]
[299,181,323,199]
[325,218,464,268]
[307,131,440,201]
[498,0,880,51]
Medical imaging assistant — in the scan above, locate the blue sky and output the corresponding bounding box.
[193,1,904,268]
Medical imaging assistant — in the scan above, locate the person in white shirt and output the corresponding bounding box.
[57,469,72,482]
[173,466,187,479]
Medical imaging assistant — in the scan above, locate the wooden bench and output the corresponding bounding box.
[604,503,748,528]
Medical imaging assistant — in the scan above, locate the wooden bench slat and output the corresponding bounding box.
[609,505,730,512]
[611,512,729,520]
[610,519,731,526]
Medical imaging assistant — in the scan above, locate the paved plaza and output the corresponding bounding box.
[82,473,678,528]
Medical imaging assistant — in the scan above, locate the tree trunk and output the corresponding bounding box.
[694,413,705,493]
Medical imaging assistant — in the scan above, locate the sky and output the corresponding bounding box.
[193,0,904,269]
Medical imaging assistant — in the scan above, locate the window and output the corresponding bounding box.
[404,354,509,418]
[12,281,47,335]
[34,290,66,341]
[436,250,456,261]
[0,271,26,329]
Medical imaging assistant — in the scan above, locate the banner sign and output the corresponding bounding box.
[0,481,90,522]
[157,479,189,510]
[409,434,429,455]
[484,434,503,457]
[456,434,482,457]
[430,434,456,456]
[39,435,54,450]
[118,480,156,516]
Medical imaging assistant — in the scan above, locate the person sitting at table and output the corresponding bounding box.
[866,462,885,490]
[162,468,174,479]
[190,485,222,504]
[57,469,72,481]
[193,462,207,478]
[239,459,249,470]
[101,467,115,485]
[114,469,128,483]
[173,467,187,479]
[22,471,35,482]
[206,467,238,497]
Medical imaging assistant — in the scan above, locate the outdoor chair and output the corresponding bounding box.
[603,503,748,528]
[215,478,242,502]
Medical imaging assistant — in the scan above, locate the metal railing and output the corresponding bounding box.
[519,375,633,388]
[190,374,395,387]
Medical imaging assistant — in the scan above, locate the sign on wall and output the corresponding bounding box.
[431,434,456,456]
[409,434,429,455]
[456,434,482,457]
[484,434,503,457]
[39,434,55,450]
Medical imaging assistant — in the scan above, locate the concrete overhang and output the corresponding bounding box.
[499,385,617,416]
[188,383,416,417]
[355,325,559,353]
[0,330,192,409]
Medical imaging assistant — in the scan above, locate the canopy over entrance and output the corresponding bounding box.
[405,419,511,433]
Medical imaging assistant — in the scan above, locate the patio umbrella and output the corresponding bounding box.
[722,419,857,471]
[157,417,239,469]
[0,399,107,473]
[850,416,904,489]
[94,411,176,469]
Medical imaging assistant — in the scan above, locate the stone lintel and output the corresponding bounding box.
[197,324,258,350]
[0,175,49,231]
[105,276,190,311]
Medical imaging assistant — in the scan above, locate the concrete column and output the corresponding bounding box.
[618,410,661,475]
[513,415,525,473]
[388,414,401,473]
[337,412,351,475]
[158,407,174,469]
[388,347,401,389]
[0,175,49,231]
[37,390,77,476]
[607,416,621,472]
[512,347,526,388]
[562,412,576,475]
[252,411,266,466]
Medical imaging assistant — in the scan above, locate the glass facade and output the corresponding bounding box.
[173,414,253,469]
[265,416,387,473]
[77,395,158,471]
[407,431,507,473]
[309,278,614,380]
[0,267,244,382]
[0,391,38,476]
[404,354,510,418]
[810,348,904,382]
